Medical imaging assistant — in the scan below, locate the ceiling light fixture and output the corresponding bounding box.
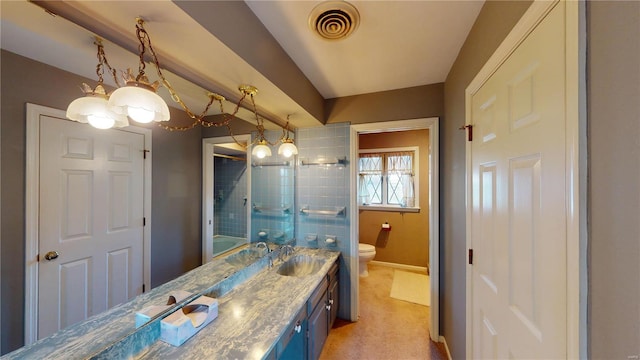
[107,18,170,124]
[66,37,128,129]
[278,119,298,158]
[67,18,298,158]
[65,18,297,158]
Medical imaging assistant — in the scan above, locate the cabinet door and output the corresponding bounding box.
[278,309,307,360]
[308,300,329,360]
[328,278,339,329]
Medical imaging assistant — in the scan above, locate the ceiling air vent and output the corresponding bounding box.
[308,1,360,41]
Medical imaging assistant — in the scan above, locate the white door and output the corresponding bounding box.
[37,117,145,339]
[470,3,567,359]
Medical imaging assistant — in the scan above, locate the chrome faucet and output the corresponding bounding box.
[279,245,295,261]
[255,241,270,254]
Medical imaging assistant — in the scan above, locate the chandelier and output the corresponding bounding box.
[66,18,297,158]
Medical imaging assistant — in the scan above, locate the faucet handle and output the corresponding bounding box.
[279,244,295,261]
[255,241,271,254]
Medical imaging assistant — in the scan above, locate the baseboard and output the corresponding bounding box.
[370,260,428,274]
[439,336,452,360]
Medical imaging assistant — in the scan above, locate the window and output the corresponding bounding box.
[358,147,418,210]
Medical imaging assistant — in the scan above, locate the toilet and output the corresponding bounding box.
[358,243,376,277]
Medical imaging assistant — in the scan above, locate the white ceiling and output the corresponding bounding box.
[246,0,483,99]
[0,0,483,128]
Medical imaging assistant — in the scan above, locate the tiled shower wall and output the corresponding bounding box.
[214,156,247,238]
[295,122,352,319]
[295,123,351,250]
[250,130,295,243]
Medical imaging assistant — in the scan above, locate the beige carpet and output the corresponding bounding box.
[319,265,446,360]
[390,270,430,306]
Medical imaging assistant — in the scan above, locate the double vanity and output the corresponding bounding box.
[4,245,340,360]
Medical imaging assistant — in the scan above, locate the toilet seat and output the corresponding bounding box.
[359,243,376,254]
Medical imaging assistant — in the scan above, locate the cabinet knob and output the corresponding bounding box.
[325,305,331,311]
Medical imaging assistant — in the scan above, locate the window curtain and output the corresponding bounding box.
[358,154,382,205]
[387,151,415,207]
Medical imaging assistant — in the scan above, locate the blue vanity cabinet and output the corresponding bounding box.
[271,259,340,360]
[277,306,308,360]
[307,276,329,360]
[307,260,340,360]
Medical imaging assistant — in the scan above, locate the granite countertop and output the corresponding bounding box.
[139,247,340,359]
[2,246,339,360]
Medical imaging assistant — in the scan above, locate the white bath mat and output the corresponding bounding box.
[389,270,430,306]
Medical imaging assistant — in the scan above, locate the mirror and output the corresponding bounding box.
[250,129,296,245]
[212,142,250,256]
[16,130,296,358]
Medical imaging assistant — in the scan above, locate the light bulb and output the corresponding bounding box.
[127,106,155,124]
[252,143,272,158]
[127,107,155,123]
[278,142,298,158]
[87,114,116,129]
[108,82,170,123]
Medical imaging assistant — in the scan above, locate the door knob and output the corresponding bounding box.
[44,251,59,261]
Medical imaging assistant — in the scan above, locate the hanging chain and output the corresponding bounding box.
[94,37,121,88]
[134,18,243,131]
[98,18,292,150]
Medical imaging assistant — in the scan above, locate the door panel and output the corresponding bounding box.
[471,3,567,359]
[58,258,90,330]
[61,170,93,239]
[108,171,132,231]
[107,247,131,308]
[38,117,144,339]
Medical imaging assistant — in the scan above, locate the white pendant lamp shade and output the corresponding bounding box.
[66,95,129,129]
[277,141,298,158]
[108,85,170,124]
[252,142,272,159]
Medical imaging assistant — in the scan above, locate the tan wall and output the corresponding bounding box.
[326,83,444,124]
[0,50,203,354]
[588,1,640,358]
[442,1,533,358]
[358,130,430,268]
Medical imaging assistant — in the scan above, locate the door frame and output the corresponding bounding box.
[24,103,152,345]
[202,135,252,263]
[464,0,587,357]
[350,117,440,340]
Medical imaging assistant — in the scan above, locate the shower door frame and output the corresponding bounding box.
[202,135,252,263]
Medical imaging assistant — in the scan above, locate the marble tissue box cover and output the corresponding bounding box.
[160,295,219,347]
[135,290,193,328]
